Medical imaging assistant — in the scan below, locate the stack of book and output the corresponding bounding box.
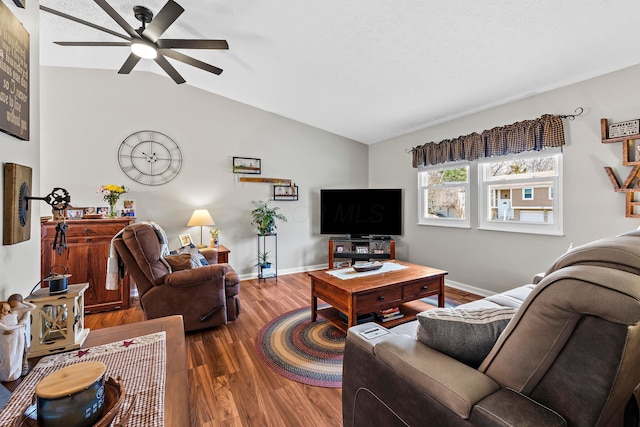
[375,306,404,322]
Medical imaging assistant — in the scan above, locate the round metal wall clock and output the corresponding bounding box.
[117,130,182,186]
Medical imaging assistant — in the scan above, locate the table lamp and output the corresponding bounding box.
[187,209,215,248]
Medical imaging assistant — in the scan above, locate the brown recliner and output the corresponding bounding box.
[112,223,240,332]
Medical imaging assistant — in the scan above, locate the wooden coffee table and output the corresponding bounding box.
[309,260,448,332]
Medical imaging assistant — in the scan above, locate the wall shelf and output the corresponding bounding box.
[601,118,640,218]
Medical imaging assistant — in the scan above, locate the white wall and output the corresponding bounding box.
[40,67,368,277]
[0,3,40,300]
[370,64,640,294]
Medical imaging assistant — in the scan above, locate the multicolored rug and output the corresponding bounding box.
[255,306,346,388]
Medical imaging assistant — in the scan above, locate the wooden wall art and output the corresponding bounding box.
[0,1,30,140]
[3,163,32,245]
[601,118,640,218]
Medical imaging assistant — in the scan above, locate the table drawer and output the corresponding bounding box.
[403,278,441,299]
[357,287,403,312]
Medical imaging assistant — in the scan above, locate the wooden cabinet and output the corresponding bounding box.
[41,218,134,313]
[328,237,395,269]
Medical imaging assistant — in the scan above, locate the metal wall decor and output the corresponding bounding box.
[118,130,182,186]
[273,184,298,201]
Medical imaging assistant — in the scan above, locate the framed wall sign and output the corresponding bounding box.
[233,157,261,174]
[0,2,30,140]
[609,119,640,138]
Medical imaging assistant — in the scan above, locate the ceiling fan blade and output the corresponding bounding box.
[118,53,141,74]
[54,41,131,47]
[40,5,130,41]
[159,49,223,75]
[155,55,186,84]
[156,39,229,50]
[142,0,184,43]
[94,0,139,39]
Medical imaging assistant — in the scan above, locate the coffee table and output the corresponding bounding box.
[309,260,448,332]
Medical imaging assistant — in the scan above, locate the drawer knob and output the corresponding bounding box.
[421,286,428,290]
[378,296,385,301]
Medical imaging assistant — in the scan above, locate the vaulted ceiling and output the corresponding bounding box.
[39,0,640,144]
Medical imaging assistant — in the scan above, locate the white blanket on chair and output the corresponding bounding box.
[106,221,170,290]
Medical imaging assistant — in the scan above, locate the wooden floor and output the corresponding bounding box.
[85,272,481,427]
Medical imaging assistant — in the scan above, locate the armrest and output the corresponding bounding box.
[163,264,228,287]
[472,388,566,426]
[347,324,500,419]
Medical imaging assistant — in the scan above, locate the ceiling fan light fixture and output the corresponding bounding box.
[131,41,157,59]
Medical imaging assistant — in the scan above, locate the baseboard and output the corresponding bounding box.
[237,264,327,281]
[238,265,496,298]
[444,279,495,298]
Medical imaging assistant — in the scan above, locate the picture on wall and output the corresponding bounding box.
[233,157,261,174]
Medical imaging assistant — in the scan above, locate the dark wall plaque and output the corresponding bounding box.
[0,1,29,140]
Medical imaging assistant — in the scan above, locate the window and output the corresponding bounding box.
[478,150,562,235]
[418,163,470,228]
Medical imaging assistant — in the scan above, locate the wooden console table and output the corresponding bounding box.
[3,316,189,426]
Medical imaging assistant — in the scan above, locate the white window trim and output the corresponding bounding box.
[522,187,533,200]
[477,149,563,236]
[417,162,470,229]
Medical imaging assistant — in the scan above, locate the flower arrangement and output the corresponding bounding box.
[98,184,128,217]
[209,227,221,245]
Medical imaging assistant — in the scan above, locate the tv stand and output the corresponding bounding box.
[328,236,395,269]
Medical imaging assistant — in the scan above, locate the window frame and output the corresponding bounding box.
[477,149,563,236]
[417,162,470,229]
[522,187,534,200]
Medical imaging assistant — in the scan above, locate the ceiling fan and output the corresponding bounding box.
[40,0,229,84]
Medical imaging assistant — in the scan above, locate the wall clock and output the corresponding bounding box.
[118,131,182,186]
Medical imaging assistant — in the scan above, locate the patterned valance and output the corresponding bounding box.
[410,114,565,168]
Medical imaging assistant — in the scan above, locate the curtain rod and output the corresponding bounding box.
[404,107,584,154]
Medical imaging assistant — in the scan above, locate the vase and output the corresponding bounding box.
[210,237,219,247]
[108,201,117,218]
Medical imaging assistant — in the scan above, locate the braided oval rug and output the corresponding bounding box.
[255,306,346,388]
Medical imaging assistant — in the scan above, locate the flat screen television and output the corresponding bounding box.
[320,189,402,237]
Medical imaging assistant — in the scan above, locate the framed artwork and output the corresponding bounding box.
[336,245,344,253]
[96,206,108,215]
[83,207,96,215]
[233,157,261,174]
[66,208,84,219]
[623,139,640,165]
[178,234,193,247]
[273,184,298,201]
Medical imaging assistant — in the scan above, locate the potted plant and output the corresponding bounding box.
[256,251,272,268]
[250,200,287,235]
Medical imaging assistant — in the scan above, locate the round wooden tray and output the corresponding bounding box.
[12,376,127,427]
[353,261,383,272]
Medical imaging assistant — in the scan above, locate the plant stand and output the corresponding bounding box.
[257,233,277,282]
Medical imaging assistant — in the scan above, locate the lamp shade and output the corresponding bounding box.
[187,209,215,227]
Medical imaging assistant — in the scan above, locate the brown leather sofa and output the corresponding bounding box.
[343,230,640,426]
[112,223,240,332]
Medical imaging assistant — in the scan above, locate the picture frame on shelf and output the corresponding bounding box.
[336,245,344,253]
[273,184,298,201]
[178,234,193,247]
[66,208,84,219]
[623,139,640,165]
[96,206,108,216]
[83,207,96,215]
[355,246,369,254]
[233,157,261,174]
